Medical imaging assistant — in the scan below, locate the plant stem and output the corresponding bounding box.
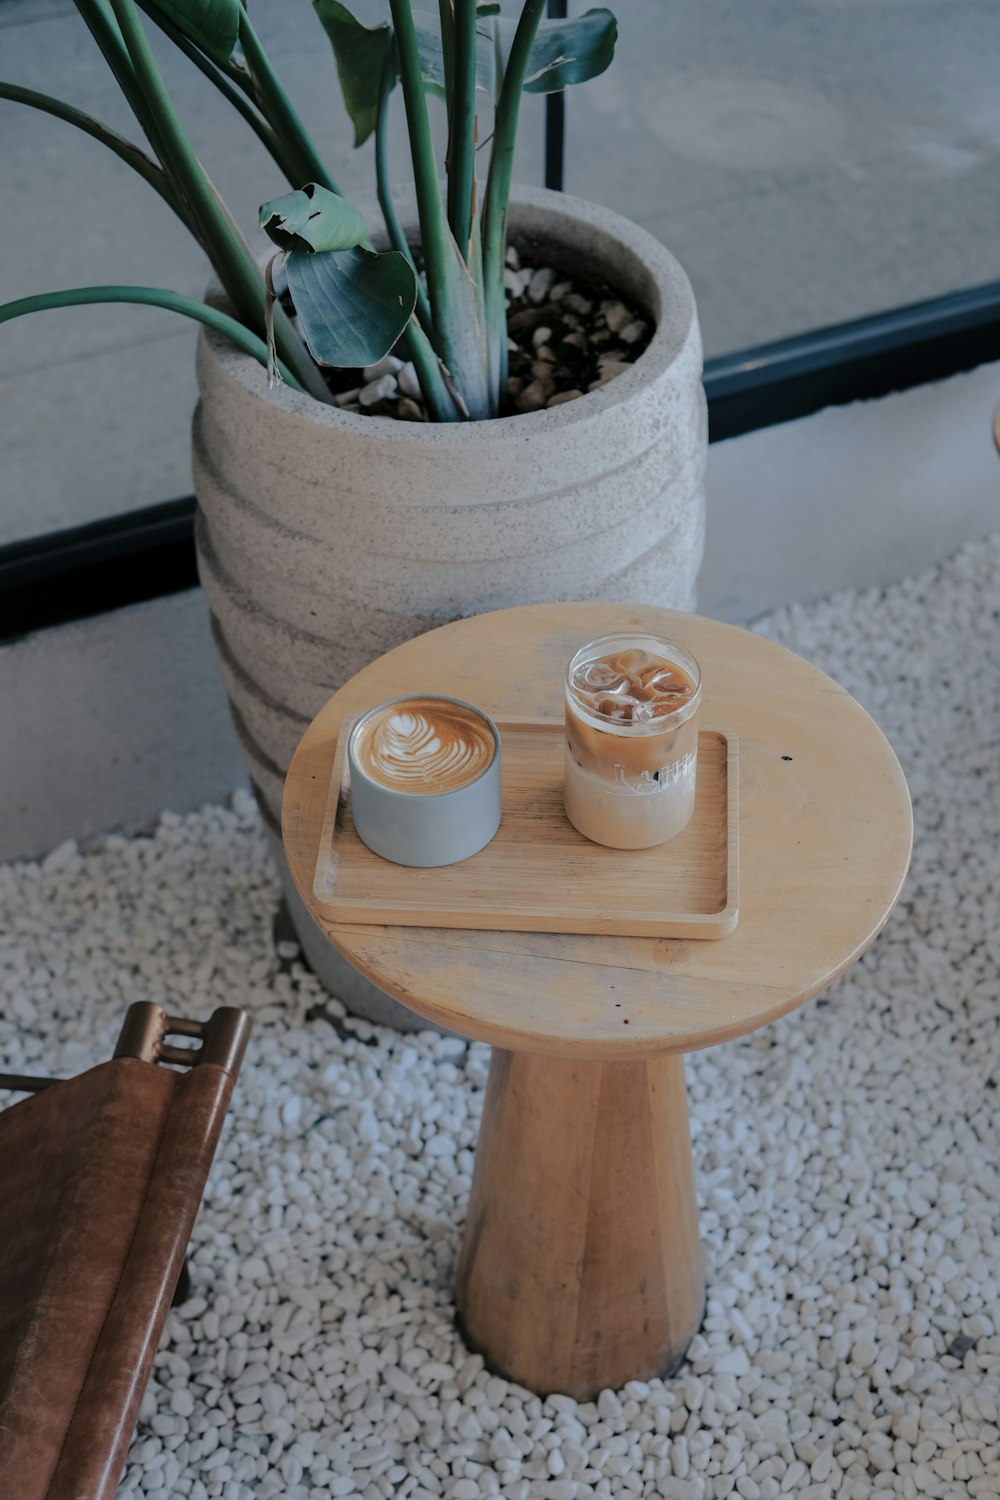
[107,0,327,400]
[0,286,304,389]
[375,34,434,341]
[371,37,460,423]
[133,0,306,188]
[399,319,461,422]
[0,82,191,231]
[73,0,191,224]
[238,10,340,193]
[481,0,545,398]
[107,0,260,320]
[388,0,453,354]
[438,0,455,102]
[467,207,487,351]
[72,0,162,145]
[447,0,477,256]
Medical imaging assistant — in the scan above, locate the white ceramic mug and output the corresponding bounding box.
[347,694,502,867]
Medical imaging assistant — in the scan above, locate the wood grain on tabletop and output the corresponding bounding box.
[282,602,913,1059]
[312,722,738,940]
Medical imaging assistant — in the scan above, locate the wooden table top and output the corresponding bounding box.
[282,603,912,1059]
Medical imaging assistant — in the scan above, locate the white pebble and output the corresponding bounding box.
[397,362,422,399]
[359,374,397,407]
[597,1389,623,1422]
[361,354,402,381]
[660,1480,703,1500]
[601,299,632,332]
[527,267,556,303]
[619,319,648,345]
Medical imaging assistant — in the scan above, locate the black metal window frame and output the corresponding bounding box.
[4,67,1000,644]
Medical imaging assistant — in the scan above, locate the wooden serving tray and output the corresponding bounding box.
[312,718,739,939]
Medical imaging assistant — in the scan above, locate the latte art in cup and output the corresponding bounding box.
[351,697,496,794]
[347,695,502,867]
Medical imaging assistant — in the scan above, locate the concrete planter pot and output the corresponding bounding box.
[193,185,708,1029]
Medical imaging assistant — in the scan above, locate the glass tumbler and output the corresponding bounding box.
[564,632,702,849]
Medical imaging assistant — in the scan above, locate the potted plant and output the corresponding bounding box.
[2,1,708,1025]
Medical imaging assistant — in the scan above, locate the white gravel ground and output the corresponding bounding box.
[1,536,999,1500]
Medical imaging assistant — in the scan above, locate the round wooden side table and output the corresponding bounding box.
[282,603,912,1400]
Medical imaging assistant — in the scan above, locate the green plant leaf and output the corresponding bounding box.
[286,247,417,367]
[411,10,444,96]
[260,184,368,253]
[522,8,617,92]
[142,0,241,65]
[314,3,516,129]
[313,0,390,146]
[412,8,495,98]
[433,224,494,418]
[481,8,617,97]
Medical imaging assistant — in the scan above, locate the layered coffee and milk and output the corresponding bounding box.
[564,634,701,848]
[351,696,496,795]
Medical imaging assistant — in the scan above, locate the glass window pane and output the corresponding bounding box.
[564,0,1000,356]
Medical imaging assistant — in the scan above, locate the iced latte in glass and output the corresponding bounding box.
[564,633,701,849]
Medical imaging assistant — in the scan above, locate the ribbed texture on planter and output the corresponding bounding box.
[193,187,708,1025]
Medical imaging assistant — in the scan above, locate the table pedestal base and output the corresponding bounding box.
[456,1050,703,1400]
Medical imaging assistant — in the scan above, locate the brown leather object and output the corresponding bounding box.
[0,1007,250,1500]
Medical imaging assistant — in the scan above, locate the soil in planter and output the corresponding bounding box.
[279,247,653,422]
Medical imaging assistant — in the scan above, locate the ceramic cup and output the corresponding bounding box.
[347,694,502,867]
